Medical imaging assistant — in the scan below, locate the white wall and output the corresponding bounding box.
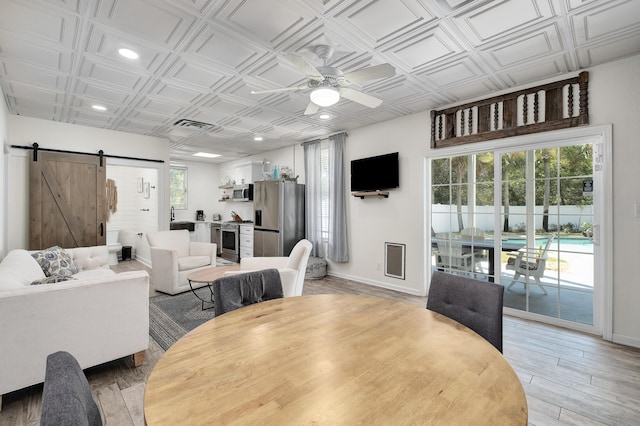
[587,55,640,346]
[329,112,429,295]
[6,116,170,251]
[169,159,220,223]
[0,84,8,258]
[106,165,159,261]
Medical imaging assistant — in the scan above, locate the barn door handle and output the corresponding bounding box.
[99,223,104,237]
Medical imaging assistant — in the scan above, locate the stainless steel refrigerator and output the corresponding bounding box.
[253,180,305,257]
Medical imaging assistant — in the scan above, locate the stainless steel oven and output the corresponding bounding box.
[221,222,239,262]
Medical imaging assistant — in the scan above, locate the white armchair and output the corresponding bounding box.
[146,230,217,295]
[224,239,312,297]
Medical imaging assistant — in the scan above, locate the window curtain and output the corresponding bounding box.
[327,133,349,262]
[303,139,324,257]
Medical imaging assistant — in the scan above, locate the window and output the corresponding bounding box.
[170,167,188,209]
[320,142,329,240]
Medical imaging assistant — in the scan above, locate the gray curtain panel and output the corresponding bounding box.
[328,133,349,262]
[303,139,325,257]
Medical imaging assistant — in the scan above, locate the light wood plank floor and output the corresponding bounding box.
[1,261,639,425]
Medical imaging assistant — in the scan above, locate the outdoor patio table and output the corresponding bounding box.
[433,238,525,282]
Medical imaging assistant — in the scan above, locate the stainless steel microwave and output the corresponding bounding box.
[232,184,253,201]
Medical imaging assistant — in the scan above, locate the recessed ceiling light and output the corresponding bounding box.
[319,114,331,120]
[193,152,221,158]
[118,48,139,60]
[92,105,107,111]
[254,136,263,141]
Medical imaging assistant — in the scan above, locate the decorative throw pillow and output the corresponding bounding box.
[31,275,77,285]
[31,246,78,277]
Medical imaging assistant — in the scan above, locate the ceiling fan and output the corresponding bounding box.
[251,45,395,115]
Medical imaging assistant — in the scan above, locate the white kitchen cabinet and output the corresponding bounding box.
[235,162,264,185]
[239,225,254,258]
[195,222,211,243]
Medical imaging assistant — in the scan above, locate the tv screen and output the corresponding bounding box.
[350,152,399,192]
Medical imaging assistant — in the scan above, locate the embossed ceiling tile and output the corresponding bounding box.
[445,79,501,102]
[84,24,170,73]
[247,57,309,90]
[216,0,316,46]
[0,31,73,72]
[12,98,59,116]
[138,97,191,115]
[151,81,204,104]
[128,108,171,124]
[172,0,216,14]
[481,24,563,69]
[571,0,640,45]
[6,81,62,103]
[576,32,640,67]
[453,0,555,46]
[415,56,483,87]
[497,54,571,86]
[0,61,67,90]
[187,25,267,73]
[201,98,252,116]
[0,0,78,46]
[68,108,118,125]
[382,26,463,71]
[78,57,146,91]
[93,0,198,48]
[565,0,600,11]
[334,0,437,45]
[166,58,228,91]
[74,81,133,104]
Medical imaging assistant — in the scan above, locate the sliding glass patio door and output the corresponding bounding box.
[431,138,601,329]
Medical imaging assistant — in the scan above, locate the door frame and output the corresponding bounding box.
[426,124,613,340]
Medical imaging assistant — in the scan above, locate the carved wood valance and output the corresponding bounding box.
[430,71,589,148]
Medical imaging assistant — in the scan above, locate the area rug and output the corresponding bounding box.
[149,259,233,350]
[149,287,217,351]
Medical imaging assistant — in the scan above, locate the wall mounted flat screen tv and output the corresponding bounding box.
[350,152,399,192]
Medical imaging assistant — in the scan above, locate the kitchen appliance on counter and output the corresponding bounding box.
[253,180,305,257]
[196,210,205,221]
[211,213,222,221]
[232,184,253,201]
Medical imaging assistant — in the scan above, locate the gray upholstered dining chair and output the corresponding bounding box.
[212,268,284,317]
[427,271,505,352]
[40,351,102,426]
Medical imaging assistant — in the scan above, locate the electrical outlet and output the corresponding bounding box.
[376,261,382,270]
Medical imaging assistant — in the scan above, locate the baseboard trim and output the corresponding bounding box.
[612,333,640,349]
[326,271,425,297]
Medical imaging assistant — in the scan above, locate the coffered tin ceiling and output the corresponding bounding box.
[1,0,639,162]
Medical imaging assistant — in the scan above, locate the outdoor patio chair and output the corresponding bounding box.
[461,227,487,275]
[505,234,556,295]
[434,233,473,275]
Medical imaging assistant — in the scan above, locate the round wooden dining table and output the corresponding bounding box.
[144,294,527,425]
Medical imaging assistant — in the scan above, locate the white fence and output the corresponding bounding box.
[432,204,593,233]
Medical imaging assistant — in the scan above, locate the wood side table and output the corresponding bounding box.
[186,265,239,310]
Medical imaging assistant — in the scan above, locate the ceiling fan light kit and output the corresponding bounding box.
[310,86,340,107]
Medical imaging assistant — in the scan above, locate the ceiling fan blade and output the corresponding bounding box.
[343,63,395,84]
[340,87,383,108]
[250,85,307,95]
[304,102,320,115]
[282,53,324,81]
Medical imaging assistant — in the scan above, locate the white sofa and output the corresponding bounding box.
[224,239,313,297]
[0,246,149,410]
[146,229,217,295]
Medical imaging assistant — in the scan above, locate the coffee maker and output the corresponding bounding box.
[196,210,205,221]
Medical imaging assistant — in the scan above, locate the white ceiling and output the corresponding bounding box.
[1,0,639,163]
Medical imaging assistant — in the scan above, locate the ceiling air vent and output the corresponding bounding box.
[173,119,217,131]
